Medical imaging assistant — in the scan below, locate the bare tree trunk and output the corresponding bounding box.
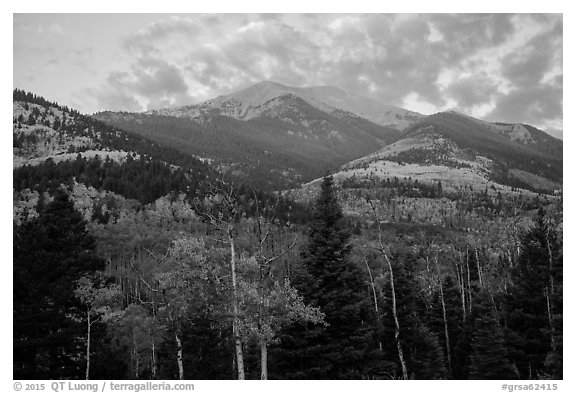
[260,340,268,380]
[175,331,184,380]
[151,335,157,380]
[434,257,452,378]
[252,195,297,380]
[475,247,483,288]
[364,256,382,352]
[229,232,246,380]
[545,229,557,351]
[86,310,91,380]
[151,307,157,380]
[457,264,466,323]
[465,248,472,315]
[369,200,408,379]
[132,327,139,379]
[166,307,183,380]
[385,251,409,380]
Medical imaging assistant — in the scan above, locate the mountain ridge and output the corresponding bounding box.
[19,82,562,195]
[94,83,411,189]
[146,80,423,131]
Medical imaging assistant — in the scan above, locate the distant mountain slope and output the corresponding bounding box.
[13,89,310,226]
[148,81,422,131]
[95,82,562,193]
[289,130,561,206]
[312,108,563,196]
[445,111,562,157]
[95,89,404,190]
[403,112,562,184]
[13,89,218,205]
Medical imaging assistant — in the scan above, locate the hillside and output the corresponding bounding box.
[12,89,307,224]
[95,82,561,195]
[94,89,404,190]
[401,112,562,188]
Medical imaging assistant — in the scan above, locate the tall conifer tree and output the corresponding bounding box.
[272,176,377,379]
[14,191,105,379]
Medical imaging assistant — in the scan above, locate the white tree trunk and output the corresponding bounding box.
[364,257,382,352]
[86,310,91,380]
[260,340,268,380]
[545,230,557,351]
[175,331,184,380]
[434,257,452,378]
[475,247,483,288]
[465,249,472,315]
[384,253,408,380]
[229,232,246,380]
[369,201,408,379]
[151,335,157,380]
[133,328,139,379]
[457,264,466,322]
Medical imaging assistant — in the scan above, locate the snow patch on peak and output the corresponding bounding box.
[155,81,423,130]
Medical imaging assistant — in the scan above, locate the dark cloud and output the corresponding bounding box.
[96,89,142,112]
[97,57,190,110]
[432,14,515,58]
[132,57,188,97]
[445,74,499,108]
[501,19,562,87]
[94,72,143,112]
[485,85,562,126]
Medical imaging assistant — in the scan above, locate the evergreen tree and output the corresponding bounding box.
[385,251,447,379]
[504,208,562,379]
[428,274,464,379]
[14,190,105,379]
[468,296,517,379]
[272,176,377,379]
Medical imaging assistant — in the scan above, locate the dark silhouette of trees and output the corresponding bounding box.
[504,208,563,379]
[14,191,105,379]
[272,176,378,379]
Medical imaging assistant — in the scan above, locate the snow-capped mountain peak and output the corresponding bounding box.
[147,81,423,130]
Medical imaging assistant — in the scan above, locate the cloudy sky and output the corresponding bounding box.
[13,13,563,138]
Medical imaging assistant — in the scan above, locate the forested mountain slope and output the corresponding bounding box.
[402,112,562,185]
[94,92,402,190]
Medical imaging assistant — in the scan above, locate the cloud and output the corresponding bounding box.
[132,57,188,97]
[96,91,142,113]
[485,85,562,126]
[94,73,143,112]
[500,19,562,87]
[96,57,190,111]
[37,23,66,35]
[445,74,499,109]
[92,13,561,135]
